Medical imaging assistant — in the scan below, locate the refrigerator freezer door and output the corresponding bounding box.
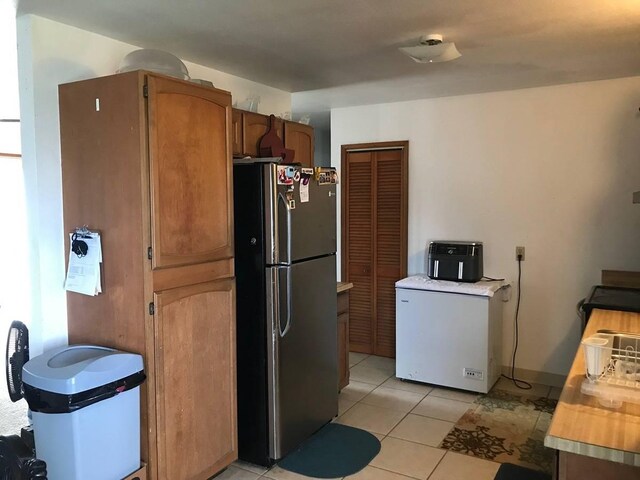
[266,255,338,460]
[264,164,337,264]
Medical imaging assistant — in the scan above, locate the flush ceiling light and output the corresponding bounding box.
[399,34,461,63]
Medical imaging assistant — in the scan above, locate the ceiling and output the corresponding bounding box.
[16,0,640,114]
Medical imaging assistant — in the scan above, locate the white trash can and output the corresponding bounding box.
[22,345,145,480]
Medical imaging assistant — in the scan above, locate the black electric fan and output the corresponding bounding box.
[6,321,29,403]
[1,321,47,480]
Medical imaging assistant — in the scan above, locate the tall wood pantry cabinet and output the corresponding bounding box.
[59,71,237,480]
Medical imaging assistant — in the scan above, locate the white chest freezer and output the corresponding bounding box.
[395,276,507,393]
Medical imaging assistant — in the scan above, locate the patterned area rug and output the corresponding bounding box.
[439,388,557,474]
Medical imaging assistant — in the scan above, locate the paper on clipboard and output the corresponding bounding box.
[64,230,103,296]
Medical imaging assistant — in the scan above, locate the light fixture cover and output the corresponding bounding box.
[399,38,461,63]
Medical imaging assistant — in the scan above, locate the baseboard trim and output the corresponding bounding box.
[501,366,566,388]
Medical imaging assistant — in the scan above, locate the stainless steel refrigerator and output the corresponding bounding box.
[233,159,338,466]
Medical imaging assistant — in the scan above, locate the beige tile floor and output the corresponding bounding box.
[228,353,556,480]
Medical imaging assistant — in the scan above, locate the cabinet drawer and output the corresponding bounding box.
[337,291,350,315]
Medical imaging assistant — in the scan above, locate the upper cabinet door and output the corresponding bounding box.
[231,109,243,157]
[284,121,314,167]
[147,74,233,269]
[242,111,283,157]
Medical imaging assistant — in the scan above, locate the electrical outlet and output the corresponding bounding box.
[516,246,525,261]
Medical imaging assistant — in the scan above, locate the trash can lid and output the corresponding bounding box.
[22,345,144,395]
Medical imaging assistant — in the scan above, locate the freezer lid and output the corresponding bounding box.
[263,164,337,264]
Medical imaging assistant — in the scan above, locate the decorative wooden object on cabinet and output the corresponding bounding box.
[337,282,353,390]
[60,70,237,480]
[341,142,408,358]
[284,120,314,167]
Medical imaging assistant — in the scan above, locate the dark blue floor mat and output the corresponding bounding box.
[278,423,381,478]
[494,463,552,480]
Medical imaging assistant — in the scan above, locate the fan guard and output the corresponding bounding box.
[5,321,29,403]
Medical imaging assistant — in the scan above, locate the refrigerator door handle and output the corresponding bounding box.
[277,266,293,337]
[265,267,280,457]
[278,192,292,264]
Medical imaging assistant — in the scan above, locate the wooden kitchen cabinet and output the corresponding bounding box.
[232,108,243,157]
[337,283,353,390]
[60,71,236,480]
[556,451,640,480]
[149,75,234,269]
[232,109,314,166]
[241,110,283,157]
[154,279,236,480]
[284,120,314,167]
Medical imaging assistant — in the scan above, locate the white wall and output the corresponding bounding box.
[314,126,331,167]
[17,14,291,355]
[332,76,640,376]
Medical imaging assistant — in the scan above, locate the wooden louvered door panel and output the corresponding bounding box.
[344,152,374,353]
[373,150,406,357]
[342,144,407,358]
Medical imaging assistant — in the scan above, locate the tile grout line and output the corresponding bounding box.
[347,368,501,478]
[366,464,422,480]
[424,448,449,480]
[348,352,370,368]
[381,432,450,451]
[349,380,388,387]
[406,409,468,424]
[351,381,414,439]
[232,463,269,476]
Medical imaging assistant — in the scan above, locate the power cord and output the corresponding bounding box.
[501,255,532,390]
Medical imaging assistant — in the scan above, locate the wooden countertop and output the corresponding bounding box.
[337,282,354,293]
[545,309,640,465]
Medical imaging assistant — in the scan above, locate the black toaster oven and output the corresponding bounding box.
[427,241,483,283]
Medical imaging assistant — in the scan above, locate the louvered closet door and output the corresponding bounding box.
[343,147,407,358]
[345,152,374,354]
[373,150,404,357]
